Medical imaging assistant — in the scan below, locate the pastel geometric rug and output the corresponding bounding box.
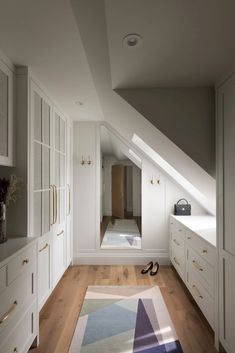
[101,219,141,249]
[68,286,184,353]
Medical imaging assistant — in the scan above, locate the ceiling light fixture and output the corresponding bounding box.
[122,33,143,48]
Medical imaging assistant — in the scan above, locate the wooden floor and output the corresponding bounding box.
[30,265,217,353]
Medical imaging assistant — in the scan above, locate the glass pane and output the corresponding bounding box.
[55,113,60,151]
[55,151,60,187]
[42,100,50,146]
[34,92,42,142]
[60,155,65,187]
[0,68,8,157]
[42,146,50,189]
[34,192,42,236]
[60,117,65,153]
[42,190,50,235]
[34,142,42,190]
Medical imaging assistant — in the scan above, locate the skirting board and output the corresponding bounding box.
[73,252,170,265]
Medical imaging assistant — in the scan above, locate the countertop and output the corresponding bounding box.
[0,237,38,267]
[171,215,216,247]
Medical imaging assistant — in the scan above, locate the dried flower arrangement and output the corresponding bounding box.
[0,175,22,204]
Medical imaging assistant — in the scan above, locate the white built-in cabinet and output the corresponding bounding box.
[26,73,72,310]
[0,58,14,166]
[217,73,235,353]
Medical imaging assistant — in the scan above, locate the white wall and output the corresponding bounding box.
[73,122,206,265]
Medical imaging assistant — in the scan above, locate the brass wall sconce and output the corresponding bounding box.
[150,179,160,185]
[81,156,92,165]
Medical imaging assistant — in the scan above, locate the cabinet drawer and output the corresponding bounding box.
[0,301,37,353]
[0,265,36,332]
[7,244,36,285]
[188,247,214,297]
[0,265,7,293]
[186,230,215,266]
[171,229,185,249]
[171,242,185,281]
[188,268,214,329]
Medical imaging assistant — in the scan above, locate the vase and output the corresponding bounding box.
[0,202,7,243]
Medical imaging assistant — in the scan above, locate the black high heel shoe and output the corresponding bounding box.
[141,261,153,274]
[150,262,159,276]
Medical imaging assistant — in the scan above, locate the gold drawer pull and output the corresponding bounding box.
[57,230,64,237]
[22,258,29,265]
[187,236,191,240]
[202,249,207,253]
[192,284,203,299]
[178,229,182,232]
[173,239,180,246]
[13,348,18,353]
[173,257,180,266]
[193,260,203,272]
[0,301,18,324]
[39,243,49,253]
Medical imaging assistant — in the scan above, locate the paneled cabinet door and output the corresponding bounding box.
[53,111,67,285]
[66,122,72,267]
[218,77,235,353]
[32,87,53,238]
[38,238,52,310]
[0,60,14,166]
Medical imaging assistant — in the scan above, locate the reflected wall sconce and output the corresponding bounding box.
[81,156,92,165]
[150,179,160,185]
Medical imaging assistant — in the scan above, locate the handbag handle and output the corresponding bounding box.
[177,198,189,205]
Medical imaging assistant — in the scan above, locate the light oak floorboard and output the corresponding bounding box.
[30,265,217,353]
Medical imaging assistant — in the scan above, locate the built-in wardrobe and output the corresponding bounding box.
[4,67,73,310]
[217,73,235,353]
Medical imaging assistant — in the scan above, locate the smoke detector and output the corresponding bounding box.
[122,33,143,48]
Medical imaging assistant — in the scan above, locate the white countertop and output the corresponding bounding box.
[171,215,216,247]
[0,237,38,267]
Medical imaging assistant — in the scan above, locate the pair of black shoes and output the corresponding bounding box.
[141,261,159,276]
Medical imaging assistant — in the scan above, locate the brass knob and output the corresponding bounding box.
[202,249,207,253]
[13,348,18,353]
[22,258,29,265]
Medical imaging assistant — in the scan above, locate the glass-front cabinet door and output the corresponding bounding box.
[33,90,53,238]
[0,59,14,166]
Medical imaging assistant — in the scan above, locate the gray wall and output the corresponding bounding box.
[116,87,215,177]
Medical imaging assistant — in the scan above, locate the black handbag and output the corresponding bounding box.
[174,199,191,216]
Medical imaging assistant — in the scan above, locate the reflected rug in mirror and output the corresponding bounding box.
[68,286,184,353]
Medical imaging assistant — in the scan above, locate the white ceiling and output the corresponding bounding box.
[0,0,234,123]
[106,0,235,88]
[100,125,129,160]
[100,125,142,168]
[0,0,103,120]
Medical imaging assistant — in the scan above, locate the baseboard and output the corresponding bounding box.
[73,252,170,265]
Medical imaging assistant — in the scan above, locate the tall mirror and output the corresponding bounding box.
[100,125,142,249]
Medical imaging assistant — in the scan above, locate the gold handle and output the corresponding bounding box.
[0,301,18,324]
[57,230,64,237]
[173,257,180,266]
[22,258,29,265]
[13,348,18,353]
[192,284,203,299]
[193,260,203,272]
[54,185,58,224]
[67,184,71,216]
[187,236,191,240]
[39,243,49,253]
[50,185,54,226]
[178,229,182,232]
[202,249,207,253]
[173,239,180,246]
